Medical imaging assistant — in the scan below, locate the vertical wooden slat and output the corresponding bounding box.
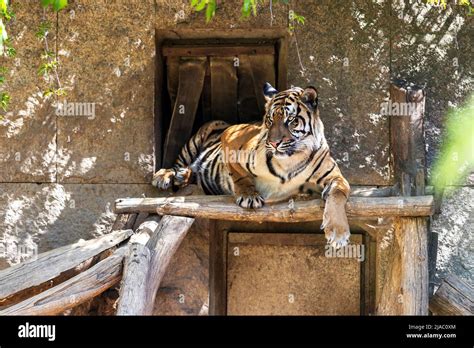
[210,57,238,123]
[201,60,212,124]
[237,55,261,123]
[166,56,180,109]
[249,55,276,116]
[162,58,206,168]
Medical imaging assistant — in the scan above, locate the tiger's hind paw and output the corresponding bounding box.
[235,193,265,209]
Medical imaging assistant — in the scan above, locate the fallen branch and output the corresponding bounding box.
[0,247,127,315]
[0,229,133,307]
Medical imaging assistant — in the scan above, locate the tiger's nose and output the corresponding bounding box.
[269,140,280,149]
[269,137,289,149]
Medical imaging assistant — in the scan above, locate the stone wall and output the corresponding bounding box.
[0,0,472,313]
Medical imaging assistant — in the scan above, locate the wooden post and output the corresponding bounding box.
[430,275,473,315]
[115,215,194,315]
[116,218,160,315]
[144,215,194,314]
[377,81,429,315]
[209,221,227,315]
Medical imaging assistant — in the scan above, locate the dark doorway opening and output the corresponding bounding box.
[155,32,287,169]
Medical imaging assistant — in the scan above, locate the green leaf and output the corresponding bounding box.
[251,0,257,16]
[41,0,54,7]
[0,92,10,111]
[53,0,68,12]
[194,0,206,11]
[431,94,474,190]
[242,0,251,17]
[0,0,7,14]
[205,0,216,22]
[191,0,200,6]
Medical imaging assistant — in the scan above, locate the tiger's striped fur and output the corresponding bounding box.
[153,83,351,247]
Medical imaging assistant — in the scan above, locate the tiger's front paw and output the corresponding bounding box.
[235,193,265,209]
[152,169,175,190]
[321,200,350,249]
[152,167,192,190]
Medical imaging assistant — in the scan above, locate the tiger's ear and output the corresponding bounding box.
[263,82,278,102]
[301,86,318,111]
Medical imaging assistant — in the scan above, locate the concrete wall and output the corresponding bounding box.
[0,0,472,313]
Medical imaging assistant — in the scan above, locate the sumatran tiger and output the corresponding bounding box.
[152,83,351,248]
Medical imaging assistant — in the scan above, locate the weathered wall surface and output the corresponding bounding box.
[0,0,472,314]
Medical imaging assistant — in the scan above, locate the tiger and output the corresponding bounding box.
[152,83,351,248]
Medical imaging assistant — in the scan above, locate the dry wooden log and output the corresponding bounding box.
[116,217,160,315]
[116,215,194,315]
[0,247,127,315]
[0,229,133,307]
[430,275,473,315]
[144,215,194,315]
[66,213,138,316]
[114,195,434,221]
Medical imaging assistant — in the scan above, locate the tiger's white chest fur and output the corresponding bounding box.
[241,145,320,202]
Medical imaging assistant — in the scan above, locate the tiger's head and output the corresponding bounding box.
[262,82,322,157]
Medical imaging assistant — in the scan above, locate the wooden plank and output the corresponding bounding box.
[249,54,276,115]
[209,221,227,315]
[210,57,238,123]
[163,45,274,57]
[162,58,206,167]
[237,55,261,123]
[275,35,288,90]
[144,215,195,315]
[166,56,180,108]
[430,275,473,315]
[0,229,133,306]
[114,195,435,221]
[0,247,126,315]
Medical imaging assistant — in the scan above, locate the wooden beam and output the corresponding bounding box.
[114,195,434,221]
[0,229,133,307]
[430,275,473,315]
[144,215,195,315]
[0,247,126,315]
[163,45,274,57]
